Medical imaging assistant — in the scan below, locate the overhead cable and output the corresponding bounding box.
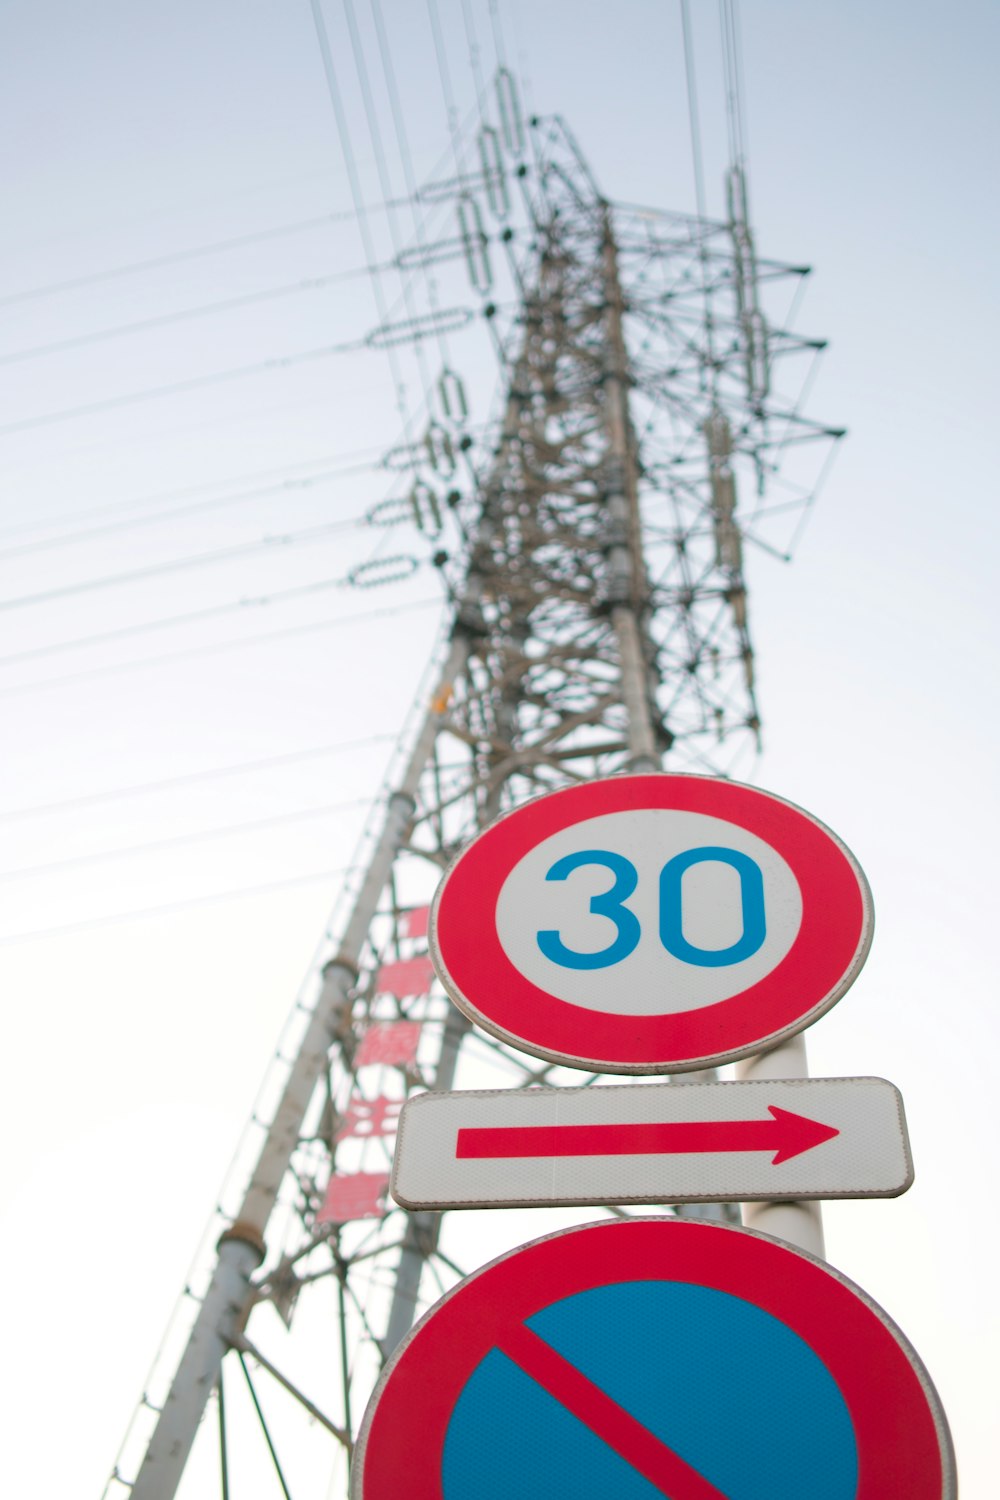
[0,262,386,369]
[309,0,413,435]
[680,1,709,222]
[371,0,457,368]
[0,206,418,311]
[343,0,435,412]
[0,595,440,698]
[460,0,489,107]
[426,0,465,177]
[0,456,382,561]
[679,0,718,387]
[0,865,355,946]
[0,730,399,824]
[0,796,371,884]
[0,572,354,668]
[1,52,488,443]
[487,0,510,69]
[720,0,749,169]
[0,332,370,438]
[0,516,364,613]
[0,441,387,542]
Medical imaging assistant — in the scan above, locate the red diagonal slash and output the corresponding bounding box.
[499,1321,731,1500]
[456,1106,839,1166]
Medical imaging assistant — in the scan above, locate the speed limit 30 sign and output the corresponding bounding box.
[429,774,873,1073]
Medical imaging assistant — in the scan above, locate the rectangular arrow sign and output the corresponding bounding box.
[390,1076,913,1210]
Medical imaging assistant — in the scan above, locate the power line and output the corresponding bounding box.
[0,796,370,884]
[0,333,371,439]
[426,0,466,178]
[0,865,354,946]
[343,0,436,408]
[0,65,488,447]
[720,0,749,169]
[460,0,489,107]
[0,457,381,561]
[487,0,510,70]
[0,441,387,542]
[0,262,386,369]
[0,731,399,824]
[0,516,363,614]
[0,572,348,668]
[0,595,440,698]
[370,0,452,368]
[0,28,479,441]
[680,0,718,388]
[0,207,414,311]
[0,140,468,314]
[309,0,415,440]
[680,0,708,222]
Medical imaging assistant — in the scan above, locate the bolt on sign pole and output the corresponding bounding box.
[109,103,847,1500]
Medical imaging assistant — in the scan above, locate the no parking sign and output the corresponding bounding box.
[354,1218,954,1500]
[430,774,873,1073]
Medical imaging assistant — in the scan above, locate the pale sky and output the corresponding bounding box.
[0,2,997,1495]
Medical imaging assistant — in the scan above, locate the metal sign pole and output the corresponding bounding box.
[736,1032,824,1256]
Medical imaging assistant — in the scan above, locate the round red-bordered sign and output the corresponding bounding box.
[353,1218,953,1500]
[430,774,873,1073]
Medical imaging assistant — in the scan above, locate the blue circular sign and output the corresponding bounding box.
[443,1280,857,1500]
[355,1219,954,1500]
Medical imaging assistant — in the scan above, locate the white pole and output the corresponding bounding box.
[734,1032,825,1257]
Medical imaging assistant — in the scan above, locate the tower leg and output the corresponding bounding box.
[131,1233,263,1498]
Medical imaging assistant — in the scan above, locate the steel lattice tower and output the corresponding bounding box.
[108,106,841,1500]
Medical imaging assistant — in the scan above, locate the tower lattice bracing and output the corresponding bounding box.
[108,109,841,1500]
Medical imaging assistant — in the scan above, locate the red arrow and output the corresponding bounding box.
[455,1106,839,1166]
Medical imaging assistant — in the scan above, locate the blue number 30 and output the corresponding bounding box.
[536,846,766,971]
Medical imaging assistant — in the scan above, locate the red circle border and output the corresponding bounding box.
[431,774,873,1071]
[354,1218,952,1500]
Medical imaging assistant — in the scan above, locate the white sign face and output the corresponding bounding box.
[430,774,873,1073]
[495,808,804,1017]
[390,1077,912,1210]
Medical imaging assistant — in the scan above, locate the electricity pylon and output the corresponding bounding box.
[107,106,841,1500]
